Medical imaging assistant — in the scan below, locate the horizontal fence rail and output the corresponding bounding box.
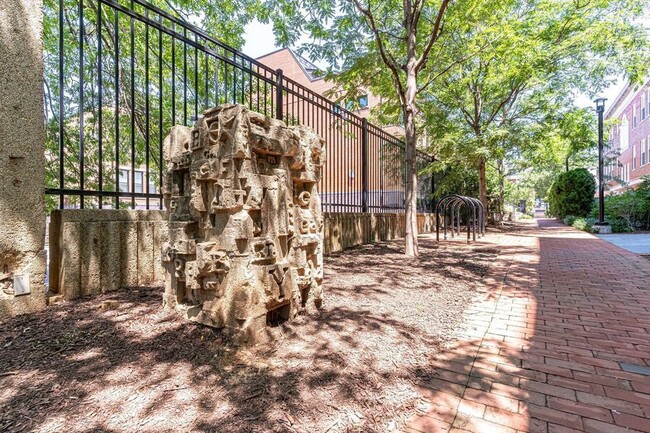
[44,0,434,213]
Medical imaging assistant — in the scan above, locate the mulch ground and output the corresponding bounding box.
[0,229,513,433]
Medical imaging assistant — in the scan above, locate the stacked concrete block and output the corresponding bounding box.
[49,210,168,300]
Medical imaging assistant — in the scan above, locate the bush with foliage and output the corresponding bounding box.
[563,215,577,226]
[571,217,596,232]
[589,176,650,232]
[547,168,596,219]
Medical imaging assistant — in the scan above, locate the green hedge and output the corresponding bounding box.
[588,176,650,232]
[548,168,596,219]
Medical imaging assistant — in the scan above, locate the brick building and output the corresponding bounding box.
[605,77,650,193]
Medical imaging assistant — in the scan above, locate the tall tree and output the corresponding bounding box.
[265,0,460,257]
[422,0,649,218]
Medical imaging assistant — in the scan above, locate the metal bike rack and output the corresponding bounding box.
[435,194,485,243]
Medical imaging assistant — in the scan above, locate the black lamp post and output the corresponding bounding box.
[595,97,607,227]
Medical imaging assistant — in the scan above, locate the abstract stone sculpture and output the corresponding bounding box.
[161,104,325,343]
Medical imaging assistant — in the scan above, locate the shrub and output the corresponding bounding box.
[590,176,650,232]
[608,218,633,233]
[564,215,577,226]
[548,168,596,219]
[572,217,595,232]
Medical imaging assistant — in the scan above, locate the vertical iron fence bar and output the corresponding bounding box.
[171,22,176,125]
[58,0,65,208]
[214,52,219,106]
[158,14,163,209]
[113,6,119,209]
[193,33,198,120]
[145,8,150,209]
[249,62,253,110]
[240,59,244,104]
[130,0,135,208]
[362,118,368,213]
[335,114,340,212]
[256,64,260,113]
[231,56,236,104]
[275,69,283,121]
[263,73,267,115]
[183,27,187,125]
[204,48,208,111]
[97,1,103,208]
[223,62,228,104]
[78,0,85,209]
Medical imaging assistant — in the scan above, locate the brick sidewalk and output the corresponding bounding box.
[404,218,650,433]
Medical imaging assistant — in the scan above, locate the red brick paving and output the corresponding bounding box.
[404,219,650,433]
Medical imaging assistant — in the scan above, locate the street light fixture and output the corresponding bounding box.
[594,97,610,232]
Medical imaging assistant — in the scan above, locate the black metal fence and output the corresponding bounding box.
[43,0,433,212]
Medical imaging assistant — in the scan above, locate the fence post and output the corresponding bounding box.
[431,161,436,213]
[275,68,283,121]
[362,118,369,213]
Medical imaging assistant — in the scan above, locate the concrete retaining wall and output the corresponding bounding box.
[49,210,436,300]
[323,213,437,254]
[0,0,47,317]
[49,210,168,300]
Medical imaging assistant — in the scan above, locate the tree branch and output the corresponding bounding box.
[350,0,406,104]
[415,0,450,72]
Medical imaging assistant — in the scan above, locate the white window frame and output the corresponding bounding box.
[620,116,629,150]
[134,170,144,194]
[119,169,129,192]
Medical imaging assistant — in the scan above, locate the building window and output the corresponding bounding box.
[633,105,637,128]
[149,177,157,194]
[621,116,629,150]
[344,95,369,110]
[633,144,637,170]
[119,169,129,192]
[134,170,144,193]
[332,103,348,119]
[359,94,369,108]
[643,93,647,120]
[642,138,646,166]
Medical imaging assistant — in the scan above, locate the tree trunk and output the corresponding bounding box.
[498,157,505,222]
[404,106,418,257]
[403,67,419,257]
[478,157,487,223]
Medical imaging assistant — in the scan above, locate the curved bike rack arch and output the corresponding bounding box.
[435,194,485,243]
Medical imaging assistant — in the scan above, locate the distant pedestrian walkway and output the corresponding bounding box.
[404,218,650,433]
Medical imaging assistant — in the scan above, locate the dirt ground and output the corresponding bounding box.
[0,230,511,433]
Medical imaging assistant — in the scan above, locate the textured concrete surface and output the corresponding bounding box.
[161,105,327,343]
[404,219,650,433]
[0,0,47,317]
[323,212,437,254]
[49,210,168,300]
[596,233,650,254]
